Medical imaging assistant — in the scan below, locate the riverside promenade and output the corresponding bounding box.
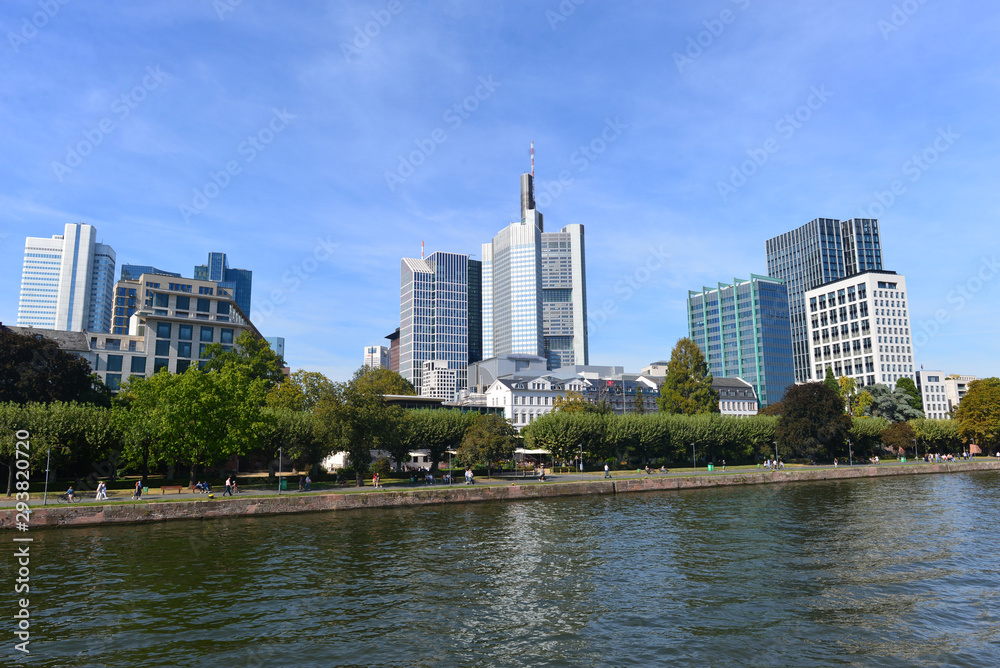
[4,459,999,530]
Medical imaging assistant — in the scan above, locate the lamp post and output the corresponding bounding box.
[774,441,779,467]
[848,438,853,466]
[449,449,452,485]
[579,443,583,473]
[278,446,282,495]
[692,442,695,473]
[913,438,918,463]
[43,448,51,506]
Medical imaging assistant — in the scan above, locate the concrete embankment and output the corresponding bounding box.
[5,460,999,530]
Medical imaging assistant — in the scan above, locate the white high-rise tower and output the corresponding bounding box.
[17,223,116,332]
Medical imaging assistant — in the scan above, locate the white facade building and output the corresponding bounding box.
[364,345,390,369]
[713,377,759,417]
[485,374,589,431]
[917,370,978,419]
[422,360,459,401]
[17,223,117,332]
[805,270,915,389]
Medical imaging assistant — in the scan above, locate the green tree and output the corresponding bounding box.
[955,378,1000,451]
[633,386,646,414]
[0,328,109,406]
[824,367,839,395]
[776,382,852,461]
[457,413,515,473]
[0,403,28,496]
[882,421,917,457]
[405,409,472,473]
[865,384,924,422]
[266,370,336,412]
[258,408,325,475]
[553,390,590,413]
[314,367,411,485]
[896,377,923,411]
[202,331,286,388]
[656,338,719,415]
[849,416,891,460]
[909,418,961,455]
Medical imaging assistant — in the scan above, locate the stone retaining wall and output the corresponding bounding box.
[4,460,998,530]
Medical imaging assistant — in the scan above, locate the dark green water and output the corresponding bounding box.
[5,471,1000,667]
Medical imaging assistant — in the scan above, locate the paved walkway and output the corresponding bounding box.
[2,461,947,508]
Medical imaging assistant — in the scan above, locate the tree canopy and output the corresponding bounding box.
[865,384,924,422]
[202,331,286,388]
[0,328,109,406]
[457,413,515,471]
[656,338,719,415]
[955,377,1000,450]
[776,382,852,460]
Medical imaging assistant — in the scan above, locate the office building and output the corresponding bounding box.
[194,252,253,317]
[917,370,977,419]
[8,272,258,392]
[766,218,883,382]
[265,336,286,361]
[421,360,459,401]
[17,223,116,332]
[688,275,795,408]
[468,258,483,365]
[385,327,400,372]
[399,251,469,396]
[482,170,588,369]
[120,264,180,281]
[364,345,390,369]
[804,270,913,388]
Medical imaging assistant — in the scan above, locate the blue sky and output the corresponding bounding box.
[2,0,998,381]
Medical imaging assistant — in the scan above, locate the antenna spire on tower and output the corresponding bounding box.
[530,140,534,178]
[421,240,424,260]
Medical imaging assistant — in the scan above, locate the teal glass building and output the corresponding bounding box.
[688,275,794,408]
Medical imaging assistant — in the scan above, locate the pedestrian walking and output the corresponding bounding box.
[722,459,726,472]
[96,481,108,500]
[223,476,233,496]
[304,475,312,491]
[132,480,142,500]
[604,463,611,479]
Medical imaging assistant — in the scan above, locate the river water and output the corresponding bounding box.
[6,471,1000,667]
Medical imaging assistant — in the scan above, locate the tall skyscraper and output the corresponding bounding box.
[467,258,483,365]
[765,217,883,382]
[482,169,588,369]
[363,345,390,369]
[399,251,469,398]
[688,275,795,407]
[17,223,116,332]
[194,252,253,317]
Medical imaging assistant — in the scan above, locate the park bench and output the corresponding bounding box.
[160,485,185,494]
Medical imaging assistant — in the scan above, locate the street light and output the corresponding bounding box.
[848,438,853,466]
[913,438,918,463]
[579,443,583,473]
[774,440,779,466]
[692,442,696,473]
[278,446,282,495]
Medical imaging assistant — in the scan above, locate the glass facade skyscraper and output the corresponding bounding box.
[399,251,469,398]
[467,258,482,365]
[17,223,116,333]
[688,275,795,407]
[194,252,253,317]
[482,172,588,369]
[765,217,883,382]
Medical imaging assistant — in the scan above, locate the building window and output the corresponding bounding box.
[178,342,192,358]
[179,324,193,341]
[197,298,211,312]
[106,355,123,372]
[217,301,230,315]
[154,358,169,373]
[106,374,121,391]
[176,359,191,374]
[176,295,190,310]
[200,326,214,342]
[199,343,211,358]
[220,328,234,345]
[156,322,171,339]
[130,357,147,374]
[155,340,171,357]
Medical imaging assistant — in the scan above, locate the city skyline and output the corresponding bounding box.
[2,2,998,381]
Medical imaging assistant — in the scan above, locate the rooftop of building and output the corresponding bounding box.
[2,324,90,352]
[811,269,900,290]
